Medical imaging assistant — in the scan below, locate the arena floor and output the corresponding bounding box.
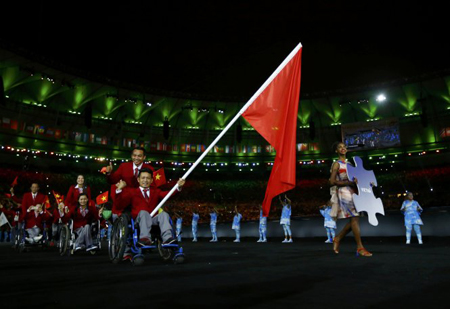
[1,236,449,308]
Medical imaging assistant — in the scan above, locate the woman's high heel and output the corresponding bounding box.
[356,247,372,257]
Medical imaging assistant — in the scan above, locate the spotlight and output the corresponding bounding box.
[376,94,386,102]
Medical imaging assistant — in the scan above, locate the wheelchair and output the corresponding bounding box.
[108,213,185,266]
[58,219,102,256]
[14,222,49,253]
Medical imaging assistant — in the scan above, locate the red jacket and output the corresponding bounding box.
[1,207,14,218]
[23,210,49,229]
[115,187,176,219]
[20,192,47,221]
[6,204,21,227]
[68,201,99,230]
[11,195,22,204]
[107,162,154,188]
[65,185,91,208]
[52,208,70,224]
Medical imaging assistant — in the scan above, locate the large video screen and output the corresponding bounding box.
[342,118,401,150]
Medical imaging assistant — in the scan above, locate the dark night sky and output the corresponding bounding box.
[1,1,449,99]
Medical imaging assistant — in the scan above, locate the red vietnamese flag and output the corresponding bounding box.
[96,191,109,205]
[52,190,64,204]
[242,44,302,217]
[153,168,167,187]
[44,196,51,209]
[11,176,18,187]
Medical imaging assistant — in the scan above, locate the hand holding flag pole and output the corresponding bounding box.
[150,43,302,217]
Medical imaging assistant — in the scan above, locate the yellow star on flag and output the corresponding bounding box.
[101,196,107,201]
[155,174,161,180]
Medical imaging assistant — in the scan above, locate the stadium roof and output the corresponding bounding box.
[1,2,449,100]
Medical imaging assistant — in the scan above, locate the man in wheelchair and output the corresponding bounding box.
[21,203,48,244]
[115,168,185,246]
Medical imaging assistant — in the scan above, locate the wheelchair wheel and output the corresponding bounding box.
[132,255,145,266]
[15,227,25,253]
[157,240,175,261]
[59,225,70,256]
[109,214,129,264]
[174,254,185,265]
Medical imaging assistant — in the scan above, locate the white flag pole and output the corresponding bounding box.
[150,42,302,217]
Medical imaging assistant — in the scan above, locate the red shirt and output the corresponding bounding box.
[65,185,91,208]
[20,192,47,221]
[107,162,155,188]
[23,210,49,229]
[68,201,99,230]
[115,187,176,219]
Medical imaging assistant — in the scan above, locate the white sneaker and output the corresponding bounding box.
[406,240,411,244]
[233,239,240,243]
[325,239,332,243]
[418,239,423,245]
[288,239,293,243]
[33,235,43,242]
[192,239,197,242]
[209,239,215,242]
[257,239,262,243]
[282,239,288,243]
[261,239,267,243]
[25,237,33,243]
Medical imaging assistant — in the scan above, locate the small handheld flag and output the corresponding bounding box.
[52,190,64,204]
[11,176,18,187]
[0,212,11,228]
[96,191,109,205]
[44,196,51,209]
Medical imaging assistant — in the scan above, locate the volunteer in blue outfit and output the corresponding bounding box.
[232,206,242,242]
[192,209,199,242]
[209,208,218,242]
[320,201,336,243]
[175,213,183,242]
[257,206,267,243]
[279,195,293,243]
[401,192,424,245]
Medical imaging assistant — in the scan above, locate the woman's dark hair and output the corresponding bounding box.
[76,193,89,212]
[76,174,88,191]
[332,141,345,152]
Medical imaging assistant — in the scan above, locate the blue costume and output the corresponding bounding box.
[176,217,183,242]
[280,204,292,243]
[210,212,218,242]
[192,213,199,242]
[401,200,423,244]
[320,206,337,243]
[257,210,267,242]
[232,213,242,242]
